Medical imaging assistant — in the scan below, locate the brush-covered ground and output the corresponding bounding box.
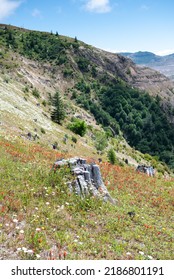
[0,136,173,260]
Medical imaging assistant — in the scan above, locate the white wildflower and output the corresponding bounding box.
[36,228,41,232]
[19,230,24,234]
[147,255,153,260]
[36,254,41,259]
[22,247,27,252]
[139,251,144,255]
[126,252,131,256]
[46,202,50,205]
[13,219,18,223]
[35,207,38,210]
[27,249,33,254]
[17,248,22,252]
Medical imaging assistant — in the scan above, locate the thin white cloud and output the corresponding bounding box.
[32,8,42,18]
[103,47,130,53]
[0,0,21,20]
[84,0,111,13]
[155,49,174,56]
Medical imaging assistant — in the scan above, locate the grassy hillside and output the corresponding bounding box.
[0,136,173,260]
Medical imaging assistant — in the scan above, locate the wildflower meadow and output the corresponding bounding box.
[0,137,173,260]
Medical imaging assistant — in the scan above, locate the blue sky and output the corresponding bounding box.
[0,0,174,55]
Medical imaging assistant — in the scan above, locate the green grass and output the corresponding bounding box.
[0,137,173,260]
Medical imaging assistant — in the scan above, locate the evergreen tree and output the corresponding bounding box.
[107,148,117,164]
[51,92,65,124]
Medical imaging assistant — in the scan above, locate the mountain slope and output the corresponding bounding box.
[1,24,174,167]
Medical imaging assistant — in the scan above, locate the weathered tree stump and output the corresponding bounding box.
[53,157,116,204]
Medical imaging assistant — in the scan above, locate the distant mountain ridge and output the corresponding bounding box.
[120,51,174,80]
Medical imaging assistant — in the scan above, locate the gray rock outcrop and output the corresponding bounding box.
[53,157,116,204]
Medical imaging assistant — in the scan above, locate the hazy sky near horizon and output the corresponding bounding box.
[0,0,174,55]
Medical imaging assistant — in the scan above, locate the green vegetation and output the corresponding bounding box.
[0,25,72,63]
[68,118,87,137]
[71,136,77,143]
[40,128,46,134]
[107,148,117,164]
[76,57,90,72]
[32,88,40,98]
[73,76,174,167]
[63,68,73,78]
[98,83,174,167]
[94,131,108,153]
[51,91,66,125]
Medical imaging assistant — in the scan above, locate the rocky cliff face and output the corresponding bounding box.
[88,48,174,99]
[74,46,174,118]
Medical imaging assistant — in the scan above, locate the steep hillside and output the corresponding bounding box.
[120,51,174,80]
[0,136,174,260]
[1,24,174,167]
